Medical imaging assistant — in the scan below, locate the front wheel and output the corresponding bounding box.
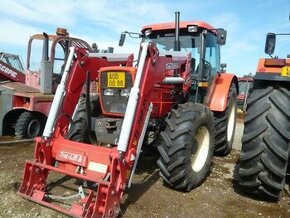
[157,103,215,191]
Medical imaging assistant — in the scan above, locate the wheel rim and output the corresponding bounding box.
[191,126,210,172]
[27,119,41,138]
[227,101,236,143]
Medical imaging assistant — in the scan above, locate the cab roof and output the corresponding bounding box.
[142,21,216,33]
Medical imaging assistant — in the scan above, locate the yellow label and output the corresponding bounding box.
[282,66,290,77]
[198,82,209,87]
[107,72,125,88]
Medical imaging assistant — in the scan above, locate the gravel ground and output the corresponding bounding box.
[0,119,289,218]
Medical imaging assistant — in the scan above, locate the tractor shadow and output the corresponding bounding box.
[120,145,160,215]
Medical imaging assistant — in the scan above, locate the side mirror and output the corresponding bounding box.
[119,33,126,46]
[221,63,227,72]
[216,29,227,45]
[265,33,276,55]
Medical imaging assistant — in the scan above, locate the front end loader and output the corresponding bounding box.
[19,12,238,217]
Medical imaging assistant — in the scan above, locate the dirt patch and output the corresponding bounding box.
[0,122,289,217]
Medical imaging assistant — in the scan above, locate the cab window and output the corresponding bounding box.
[204,33,220,75]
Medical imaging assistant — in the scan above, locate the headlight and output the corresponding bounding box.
[104,89,114,96]
[144,29,152,36]
[120,88,131,97]
[188,25,198,32]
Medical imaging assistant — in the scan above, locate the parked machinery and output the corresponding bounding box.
[19,12,238,217]
[236,27,290,200]
[237,76,253,112]
[0,28,92,138]
[0,52,25,82]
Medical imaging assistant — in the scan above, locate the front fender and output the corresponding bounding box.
[207,73,238,112]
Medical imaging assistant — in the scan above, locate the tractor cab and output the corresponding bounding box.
[120,22,226,80]
[141,21,225,80]
[119,15,227,103]
[142,21,226,103]
[26,28,92,94]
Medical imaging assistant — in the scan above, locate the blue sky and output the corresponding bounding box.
[1,0,290,76]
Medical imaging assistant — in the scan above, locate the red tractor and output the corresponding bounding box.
[19,12,238,217]
[236,28,290,200]
[0,28,92,138]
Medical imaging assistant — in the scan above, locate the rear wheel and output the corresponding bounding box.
[214,83,237,156]
[236,83,290,201]
[15,111,45,138]
[157,103,215,191]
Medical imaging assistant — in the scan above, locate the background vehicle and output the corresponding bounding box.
[237,76,253,112]
[0,28,92,138]
[236,23,290,201]
[0,52,25,82]
[19,12,238,217]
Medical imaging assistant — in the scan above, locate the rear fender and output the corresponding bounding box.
[207,73,238,112]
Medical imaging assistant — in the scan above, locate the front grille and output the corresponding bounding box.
[100,71,133,114]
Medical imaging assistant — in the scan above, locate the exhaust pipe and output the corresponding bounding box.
[174,11,181,51]
[42,32,49,61]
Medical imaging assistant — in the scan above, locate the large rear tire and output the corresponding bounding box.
[157,103,215,191]
[214,83,237,156]
[236,83,290,201]
[15,111,45,138]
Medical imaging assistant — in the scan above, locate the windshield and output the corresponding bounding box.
[0,53,25,72]
[144,32,199,71]
[143,30,220,74]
